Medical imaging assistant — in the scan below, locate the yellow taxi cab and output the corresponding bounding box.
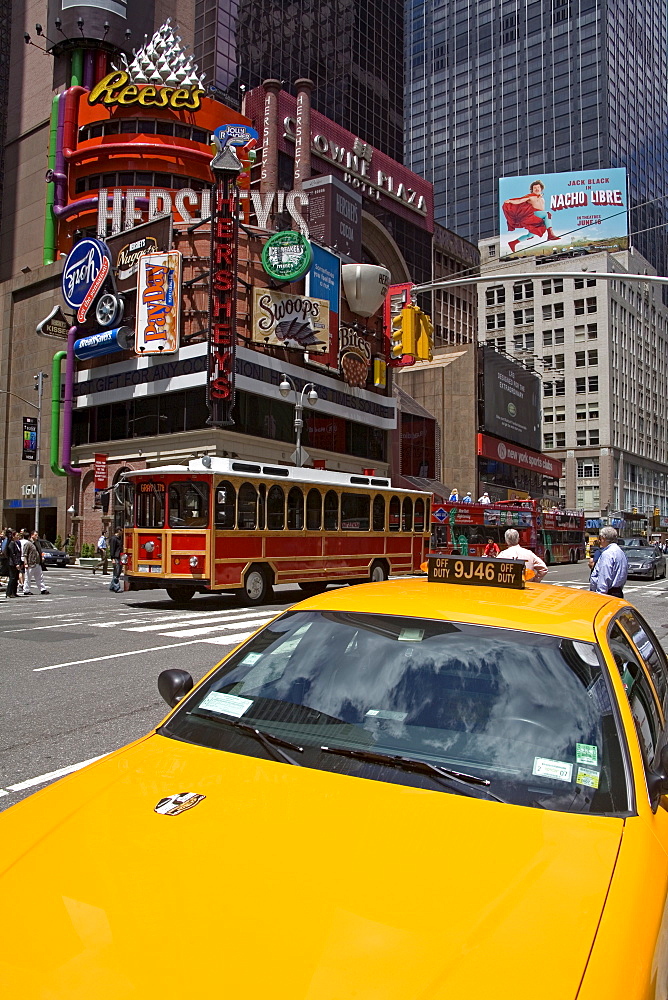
[2,554,668,999]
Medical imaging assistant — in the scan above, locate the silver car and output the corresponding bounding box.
[626,546,666,580]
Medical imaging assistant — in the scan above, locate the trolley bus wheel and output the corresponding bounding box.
[239,565,271,606]
[369,560,389,583]
[166,586,195,603]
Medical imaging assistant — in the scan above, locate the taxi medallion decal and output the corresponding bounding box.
[154,792,206,816]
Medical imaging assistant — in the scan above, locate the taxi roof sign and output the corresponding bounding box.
[427,554,525,590]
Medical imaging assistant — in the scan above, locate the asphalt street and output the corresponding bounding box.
[2,560,668,813]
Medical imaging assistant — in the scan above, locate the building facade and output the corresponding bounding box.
[478,242,668,519]
[406,0,668,275]
[195,0,405,162]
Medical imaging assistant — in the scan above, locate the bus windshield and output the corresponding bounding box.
[168,481,210,528]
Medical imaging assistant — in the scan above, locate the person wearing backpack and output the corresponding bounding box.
[93,531,109,575]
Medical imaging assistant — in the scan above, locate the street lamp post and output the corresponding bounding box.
[279,374,318,467]
[0,371,48,534]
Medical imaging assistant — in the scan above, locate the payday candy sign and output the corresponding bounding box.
[62,238,112,322]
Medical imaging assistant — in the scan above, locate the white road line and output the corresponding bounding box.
[3,621,91,633]
[126,609,277,634]
[1,754,108,795]
[33,637,225,671]
[160,614,275,638]
[199,631,255,646]
[121,606,274,631]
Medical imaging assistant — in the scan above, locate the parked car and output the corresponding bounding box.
[626,546,666,579]
[37,539,69,568]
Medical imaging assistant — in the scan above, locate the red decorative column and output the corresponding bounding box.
[260,79,282,195]
[293,78,313,190]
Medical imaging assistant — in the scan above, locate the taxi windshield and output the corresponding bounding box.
[162,611,630,815]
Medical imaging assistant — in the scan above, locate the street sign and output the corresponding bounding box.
[61,238,112,322]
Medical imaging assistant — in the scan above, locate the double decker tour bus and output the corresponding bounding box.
[430,499,585,565]
[122,457,431,604]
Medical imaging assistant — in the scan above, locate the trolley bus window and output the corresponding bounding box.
[215,481,236,528]
[287,487,305,530]
[372,494,385,531]
[324,490,339,530]
[135,482,165,528]
[414,498,425,532]
[389,496,400,531]
[168,481,209,528]
[306,489,322,530]
[402,497,413,532]
[237,483,258,529]
[258,484,266,530]
[341,492,370,531]
[267,485,285,530]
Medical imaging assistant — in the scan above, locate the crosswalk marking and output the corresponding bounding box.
[160,614,276,638]
[199,631,256,646]
[126,609,278,635]
[121,606,272,632]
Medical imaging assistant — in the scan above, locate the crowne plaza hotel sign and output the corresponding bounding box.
[88,71,205,112]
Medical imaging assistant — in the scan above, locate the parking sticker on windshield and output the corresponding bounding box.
[198,691,253,718]
[576,743,598,766]
[532,757,573,782]
[241,653,262,665]
[576,767,600,789]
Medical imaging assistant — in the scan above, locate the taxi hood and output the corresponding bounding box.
[0,735,623,1000]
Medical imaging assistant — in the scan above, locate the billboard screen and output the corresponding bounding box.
[482,347,541,452]
[499,168,628,258]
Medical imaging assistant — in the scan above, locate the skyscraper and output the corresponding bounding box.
[405,0,668,273]
[194,0,405,161]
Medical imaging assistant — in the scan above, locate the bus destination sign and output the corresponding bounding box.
[427,555,525,589]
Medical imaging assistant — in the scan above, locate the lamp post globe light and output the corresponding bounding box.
[279,374,318,468]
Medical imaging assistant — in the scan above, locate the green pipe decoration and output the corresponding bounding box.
[70,49,83,87]
[43,94,59,265]
[51,350,67,477]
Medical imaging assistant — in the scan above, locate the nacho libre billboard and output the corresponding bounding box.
[499,168,628,258]
[54,22,253,253]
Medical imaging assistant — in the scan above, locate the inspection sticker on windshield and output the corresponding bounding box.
[576,743,598,766]
[397,628,424,642]
[576,767,600,789]
[241,653,262,666]
[199,692,253,718]
[532,757,573,782]
[365,709,408,722]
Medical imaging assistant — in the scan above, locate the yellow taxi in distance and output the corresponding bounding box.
[3,555,668,999]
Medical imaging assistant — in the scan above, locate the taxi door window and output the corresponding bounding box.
[617,609,668,718]
[609,622,661,765]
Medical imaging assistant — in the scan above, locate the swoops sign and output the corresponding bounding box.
[62,238,111,321]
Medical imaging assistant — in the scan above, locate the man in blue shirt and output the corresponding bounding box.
[589,527,628,598]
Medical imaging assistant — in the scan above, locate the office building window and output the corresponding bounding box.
[577,459,600,477]
[542,278,564,295]
[589,430,600,445]
[576,378,586,393]
[574,325,585,341]
[513,280,533,301]
[555,380,565,396]
[574,277,597,289]
[587,324,598,339]
[486,285,505,305]
[575,352,586,367]
[555,431,566,447]
[544,410,554,422]
[544,433,554,448]
[513,308,534,325]
[486,312,506,330]
[588,350,598,365]
[555,406,566,422]
[589,405,599,419]
[544,382,553,397]
[588,376,599,392]
[577,430,587,445]
[576,406,587,420]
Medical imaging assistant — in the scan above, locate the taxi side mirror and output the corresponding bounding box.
[158,668,194,708]
[647,744,668,812]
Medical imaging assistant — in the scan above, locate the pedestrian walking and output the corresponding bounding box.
[484,538,500,558]
[23,531,49,595]
[501,528,548,581]
[93,531,109,575]
[6,531,23,598]
[589,526,628,598]
[109,528,124,593]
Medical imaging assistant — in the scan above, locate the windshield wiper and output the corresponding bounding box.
[194,709,303,766]
[320,745,505,802]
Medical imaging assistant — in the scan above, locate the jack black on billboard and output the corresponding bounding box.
[482,348,540,452]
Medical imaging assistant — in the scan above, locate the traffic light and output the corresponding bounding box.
[390,305,419,360]
[416,309,434,362]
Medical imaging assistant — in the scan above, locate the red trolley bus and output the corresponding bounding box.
[122,457,431,604]
[430,499,585,565]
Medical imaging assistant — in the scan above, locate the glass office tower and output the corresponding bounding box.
[195,0,405,161]
[405,0,668,273]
